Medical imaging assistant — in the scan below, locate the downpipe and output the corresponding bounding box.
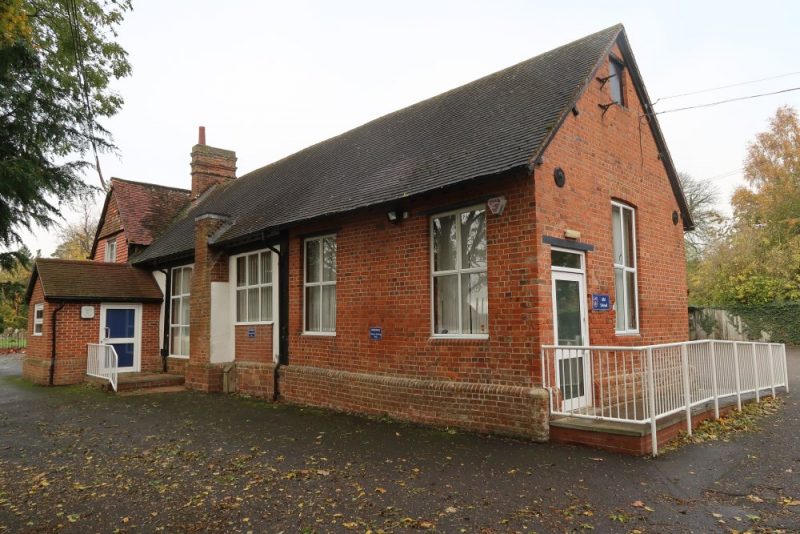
[48,302,66,386]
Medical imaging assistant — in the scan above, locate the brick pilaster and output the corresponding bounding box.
[186,213,230,392]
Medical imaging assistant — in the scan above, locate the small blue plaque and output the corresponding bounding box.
[247,328,256,338]
[591,294,611,311]
[369,327,382,340]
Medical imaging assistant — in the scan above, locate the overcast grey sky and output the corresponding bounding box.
[20,0,800,256]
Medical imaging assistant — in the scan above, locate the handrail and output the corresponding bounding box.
[86,343,119,392]
[541,339,789,456]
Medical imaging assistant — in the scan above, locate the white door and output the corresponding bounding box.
[99,304,141,372]
[551,249,591,411]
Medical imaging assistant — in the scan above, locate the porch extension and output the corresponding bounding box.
[542,340,789,456]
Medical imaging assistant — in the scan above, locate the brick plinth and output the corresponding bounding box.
[166,356,188,375]
[235,361,276,398]
[185,362,224,393]
[279,365,549,441]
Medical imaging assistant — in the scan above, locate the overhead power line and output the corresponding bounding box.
[653,70,800,104]
[646,86,800,117]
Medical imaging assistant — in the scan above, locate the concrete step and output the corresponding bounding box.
[86,372,185,393]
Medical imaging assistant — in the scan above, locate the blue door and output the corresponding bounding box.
[103,306,138,370]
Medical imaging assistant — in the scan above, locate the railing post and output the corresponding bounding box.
[752,342,760,402]
[681,344,692,435]
[784,345,790,393]
[646,347,658,457]
[710,341,719,419]
[768,344,776,398]
[733,342,742,410]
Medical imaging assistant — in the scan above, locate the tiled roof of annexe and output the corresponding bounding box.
[26,258,163,303]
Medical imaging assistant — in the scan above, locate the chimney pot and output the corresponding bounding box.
[198,126,206,145]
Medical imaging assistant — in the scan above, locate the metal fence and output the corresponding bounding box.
[0,330,26,350]
[541,340,788,456]
[87,343,119,392]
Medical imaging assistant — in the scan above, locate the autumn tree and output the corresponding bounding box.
[52,200,98,260]
[691,106,800,305]
[0,0,131,268]
[0,246,33,330]
[679,172,726,261]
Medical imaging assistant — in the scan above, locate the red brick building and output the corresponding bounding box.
[25,25,692,442]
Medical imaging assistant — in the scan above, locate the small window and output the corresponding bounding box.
[235,250,273,323]
[104,238,117,262]
[431,207,488,336]
[304,236,336,333]
[551,249,582,270]
[608,57,624,106]
[612,202,638,333]
[33,304,44,336]
[169,266,192,356]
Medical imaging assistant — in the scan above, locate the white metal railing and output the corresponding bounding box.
[87,343,119,392]
[541,340,789,456]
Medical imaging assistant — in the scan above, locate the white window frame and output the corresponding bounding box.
[232,248,275,325]
[169,264,193,358]
[303,234,336,336]
[33,303,44,336]
[104,237,117,262]
[612,201,640,334]
[430,205,489,339]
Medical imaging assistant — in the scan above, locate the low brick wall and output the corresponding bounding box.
[186,362,224,392]
[235,361,275,398]
[278,365,549,441]
[166,356,188,375]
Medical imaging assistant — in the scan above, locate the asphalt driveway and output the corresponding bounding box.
[0,351,797,533]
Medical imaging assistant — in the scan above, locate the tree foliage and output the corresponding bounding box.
[690,106,800,305]
[52,200,98,260]
[0,246,32,330]
[679,172,726,261]
[0,0,131,265]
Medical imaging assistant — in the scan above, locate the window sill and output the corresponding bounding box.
[615,332,641,337]
[235,321,274,326]
[32,333,43,337]
[167,355,189,360]
[302,331,336,337]
[431,334,489,341]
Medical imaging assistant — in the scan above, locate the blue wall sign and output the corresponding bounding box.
[247,328,256,338]
[369,327,382,340]
[591,294,611,311]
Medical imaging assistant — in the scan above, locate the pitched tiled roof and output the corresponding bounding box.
[134,24,689,265]
[111,178,191,245]
[25,259,163,302]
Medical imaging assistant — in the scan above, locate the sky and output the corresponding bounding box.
[19,0,800,256]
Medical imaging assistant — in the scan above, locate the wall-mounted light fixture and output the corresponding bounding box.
[487,196,507,215]
[387,209,409,223]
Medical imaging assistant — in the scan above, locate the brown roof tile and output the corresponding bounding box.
[110,178,191,246]
[26,258,164,302]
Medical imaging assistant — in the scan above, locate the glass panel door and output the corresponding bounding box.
[552,267,590,410]
[101,305,139,371]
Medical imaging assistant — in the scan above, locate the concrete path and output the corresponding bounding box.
[0,351,797,533]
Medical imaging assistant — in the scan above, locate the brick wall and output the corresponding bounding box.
[532,44,689,382]
[94,231,127,263]
[94,192,129,263]
[233,324,274,397]
[287,172,538,387]
[279,365,549,440]
[23,277,162,385]
[186,215,230,392]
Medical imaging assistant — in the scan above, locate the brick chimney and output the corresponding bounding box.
[191,126,237,200]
